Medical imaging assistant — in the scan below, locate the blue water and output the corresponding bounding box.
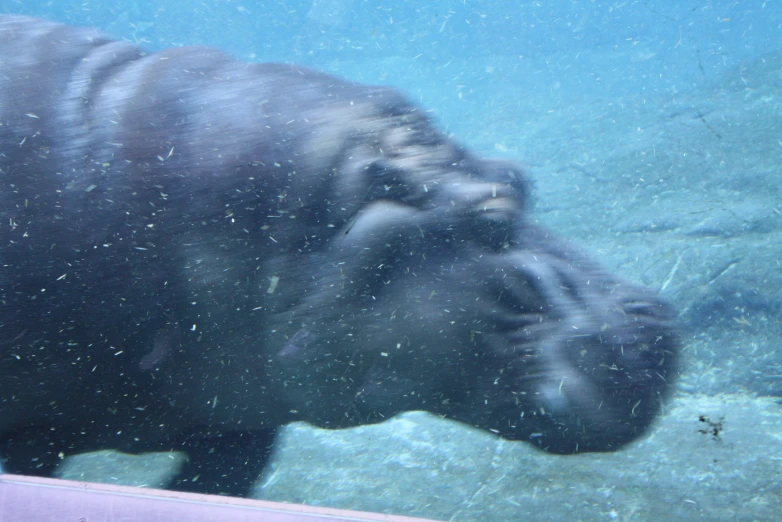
[6,1,782,148]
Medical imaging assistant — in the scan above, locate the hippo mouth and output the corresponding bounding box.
[475,243,677,453]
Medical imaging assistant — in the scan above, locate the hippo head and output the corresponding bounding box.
[266,101,677,454]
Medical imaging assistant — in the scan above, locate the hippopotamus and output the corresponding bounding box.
[0,15,677,496]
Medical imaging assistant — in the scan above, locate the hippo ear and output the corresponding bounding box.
[477,159,531,209]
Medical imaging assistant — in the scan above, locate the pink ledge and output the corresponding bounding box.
[0,474,443,522]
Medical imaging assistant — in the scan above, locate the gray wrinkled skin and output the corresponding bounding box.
[0,16,676,489]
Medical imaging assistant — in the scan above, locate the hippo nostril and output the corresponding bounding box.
[621,298,673,320]
[621,299,653,313]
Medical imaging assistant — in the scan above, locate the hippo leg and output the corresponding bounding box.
[166,428,278,497]
[0,426,66,477]
[0,426,277,497]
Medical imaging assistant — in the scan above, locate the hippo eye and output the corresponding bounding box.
[365,159,409,201]
[487,276,547,317]
[366,158,398,181]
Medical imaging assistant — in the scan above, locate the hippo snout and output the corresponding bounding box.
[467,243,677,454]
